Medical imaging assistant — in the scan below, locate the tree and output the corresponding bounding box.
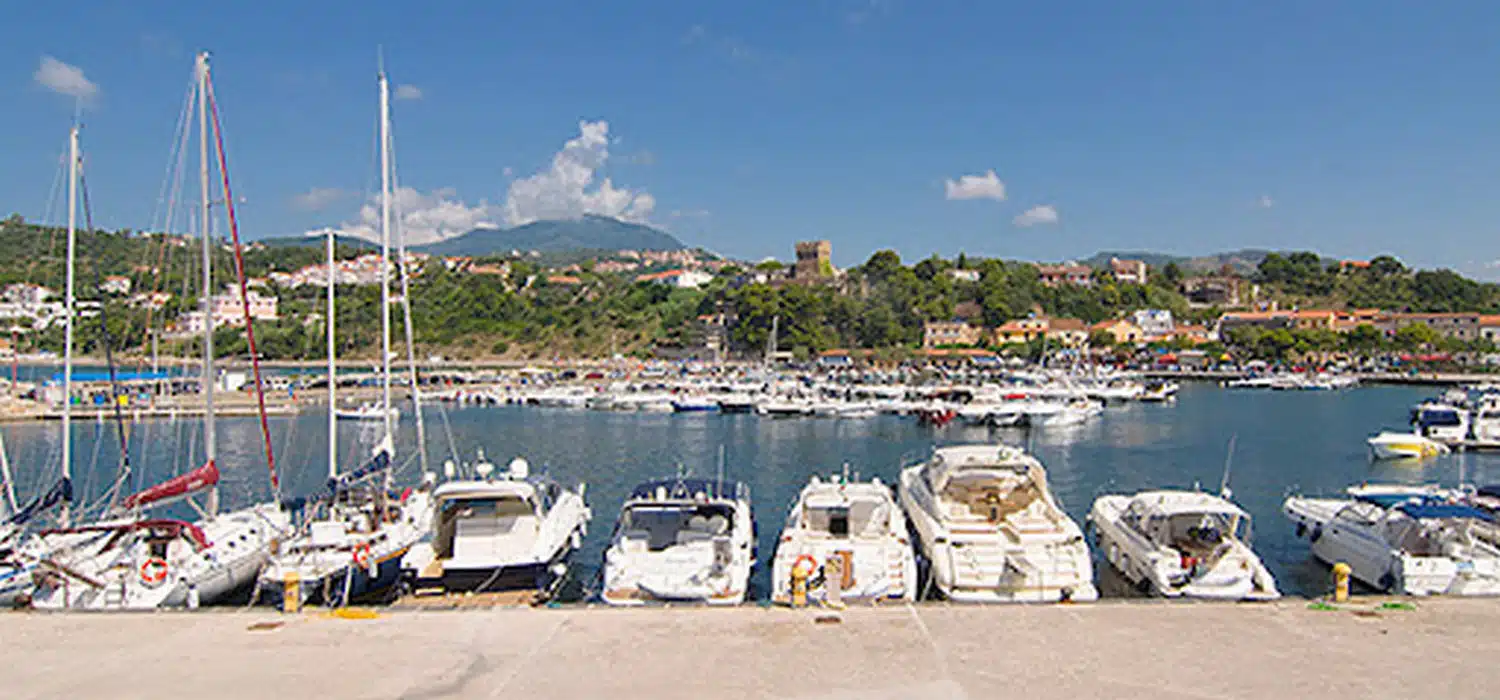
[1087,329,1116,348]
[1342,324,1384,353]
[1394,323,1439,350]
[1162,262,1183,285]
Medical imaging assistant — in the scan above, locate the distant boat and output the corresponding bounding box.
[335,401,401,422]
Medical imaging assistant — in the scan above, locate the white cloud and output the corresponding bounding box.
[1258,194,1274,209]
[290,187,349,212]
[943,170,1006,201]
[394,84,423,101]
[34,56,98,100]
[502,120,656,226]
[326,187,498,246]
[1013,204,1059,227]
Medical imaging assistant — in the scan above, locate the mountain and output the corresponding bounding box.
[1079,249,1274,275]
[256,232,377,250]
[414,216,686,257]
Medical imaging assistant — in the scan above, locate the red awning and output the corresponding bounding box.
[121,460,220,509]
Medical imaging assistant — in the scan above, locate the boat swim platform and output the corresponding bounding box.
[4,597,1496,699]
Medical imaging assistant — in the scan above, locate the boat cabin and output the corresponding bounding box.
[922,445,1048,523]
[430,480,557,562]
[795,481,893,540]
[1118,493,1251,557]
[615,479,746,554]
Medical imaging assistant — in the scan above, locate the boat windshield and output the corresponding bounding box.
[802,498,888,538]
[619,504,735,552]
[1153,512,1244,553]
[444,496,533,519]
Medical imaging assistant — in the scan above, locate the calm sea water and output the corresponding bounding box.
[7,382,1494,600]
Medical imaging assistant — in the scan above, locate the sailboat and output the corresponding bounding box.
[27,53,289,610]
[258,63,434,608]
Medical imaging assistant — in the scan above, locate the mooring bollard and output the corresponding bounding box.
[283,572,301,614]
[825,553,846,610]
[790,566,809,608]
[1332,562,1351,603]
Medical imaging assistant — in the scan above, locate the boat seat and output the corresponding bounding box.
[708,515,729,535]
[676,530,715,545]
[621,530,650,553]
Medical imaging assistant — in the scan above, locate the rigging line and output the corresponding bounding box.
[204,73,281,505]
[149,65,197,234]
[76,165,134,511]
[386,127,432,476]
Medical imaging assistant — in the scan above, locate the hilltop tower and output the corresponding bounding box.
[794,240,833,280]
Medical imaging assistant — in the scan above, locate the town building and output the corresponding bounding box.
[1180,274,1251,308]
[1034,263,1093,287]
[992,317,1049,345]
[635,269,713,289]
[1110,258,1148,285]
[946,268,981,283]
[1132,309,1175,338]
[1091,319,1145,345]
[1376,313,1483,341]
[101,276,132,295]
[181,287,279,335]
[923,320,983,348]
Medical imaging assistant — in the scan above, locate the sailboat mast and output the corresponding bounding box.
[378,70,394,445]
[60,124,78,527]
[197,53,217,489]
[327,229,337,481]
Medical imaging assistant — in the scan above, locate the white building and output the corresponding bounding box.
[101,276,132,295]
[946,269,981,283]
[636,269,713,289]
[1132,309,1175,338]
[182,287,279,334]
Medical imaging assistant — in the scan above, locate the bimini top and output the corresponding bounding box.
[434,478,537,503]
[1394,501,1495,523]
[628,478,746,502]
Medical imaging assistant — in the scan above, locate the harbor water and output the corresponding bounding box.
[6,382,1495,601]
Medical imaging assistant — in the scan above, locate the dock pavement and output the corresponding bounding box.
[3,598,1494,699]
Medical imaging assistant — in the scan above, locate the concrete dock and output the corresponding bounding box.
[5,599,1496,699]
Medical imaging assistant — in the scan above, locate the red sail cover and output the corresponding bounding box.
[122,460,220,509]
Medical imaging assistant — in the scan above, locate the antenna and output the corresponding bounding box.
[1220,433,1238,500]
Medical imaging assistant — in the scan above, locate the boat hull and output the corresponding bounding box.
[259,547,409,609]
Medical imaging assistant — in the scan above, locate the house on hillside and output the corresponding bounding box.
[635,269,712,289]
[946,268,981,283]
[1132,309,1174,338]
[1045,318,1089,347]
[1181,274,1252,308]
[1035,263,1093,287]
[1110,258,1148,285]
[1376,312,1483,341]
[992,318,1049,345]
[923,320,983,348]
[101,275,132,295]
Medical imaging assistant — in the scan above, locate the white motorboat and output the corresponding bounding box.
[1367,431,1450,461]
[1138,381,1178,403]
[1284,489,1500,596]
[402,455,589,594]
[1223,376,1276,389]
[1088,490,1279,600]
[1028,399,1099,428]
[716,394,757,414]
[601,478,755,605]
[1470,396,1500,442]
[834,402,878,419]
[757,398,810,417]
[770,474,916,604]
[898,444,1097,603]
[336,401,402,422]
[671,396,720,413]
[1410,400,1470,444]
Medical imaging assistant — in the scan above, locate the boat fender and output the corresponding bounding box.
[1309,525,1322,543]
[1378,571,1396,592]
[352,543,373,571]
[139,557,169,588]
[1295,522,1307,538]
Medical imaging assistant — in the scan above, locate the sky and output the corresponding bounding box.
[7,2,1500,277]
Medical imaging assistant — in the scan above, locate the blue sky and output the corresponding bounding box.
[7,2,1500,276]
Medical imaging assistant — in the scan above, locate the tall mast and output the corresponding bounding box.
[378,69,394,447]
[196,52,218,515]
[60,124,78,526]
[327,229,337,480]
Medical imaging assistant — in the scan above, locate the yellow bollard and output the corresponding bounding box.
[790,566,808,608]
[282,571,301,614]
[1332,562,1352,603]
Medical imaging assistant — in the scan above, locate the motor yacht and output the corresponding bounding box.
[1284,488,1500,596]
[600,478,754,605]
[898,444,1097,603]
[1410,400,1470,444]
[770,474,915,604]
[1088,490,1278,600]
[402,456,589,594]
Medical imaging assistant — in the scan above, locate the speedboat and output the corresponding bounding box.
[1284,488,1500,595]
[600,478,754,605]
[671,396,720,413]
[1367,431,1450,461]
[770,474,915,604]
[716,394,756,414]
[402,455,590,594]
[1138,381,1178,403]
[757,398,810,417]
[1088,490,1279,600]
[1028,399,1099,428]
[897,444,1097,603]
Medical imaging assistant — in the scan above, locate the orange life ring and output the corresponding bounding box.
[139,557,169,587]
[352,543,373,570]
[792,554,820,577]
